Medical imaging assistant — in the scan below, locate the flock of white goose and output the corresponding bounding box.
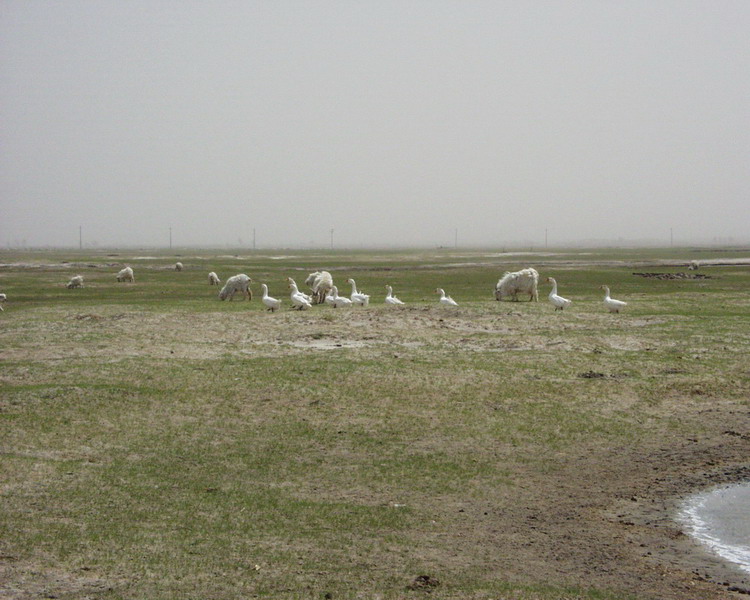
[264,275,626,313]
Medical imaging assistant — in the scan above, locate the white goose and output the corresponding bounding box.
[288,280,312,310]
[385,285,405,305]
[435,288,458,307]
[600,285,627,313]
[287,278,313,302]
[346,278,370,306]
[329,285,352,308]
[260,284,281,312]
[545,277,572,311]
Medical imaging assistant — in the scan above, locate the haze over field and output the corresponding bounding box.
[1,1,749,248]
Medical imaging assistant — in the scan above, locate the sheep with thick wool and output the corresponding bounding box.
[66,275,84,289]
[116,267,135,283]
[304,271,333,304]
[219,274,252,301]
[494,267,539,302]
[175,262,184,271]
[208,272,221,286]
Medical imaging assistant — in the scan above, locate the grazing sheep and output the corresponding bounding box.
[304,271,334,304]
[688,260,700,271]
[175,262,184,271]
[66,275,84,289]
[219,274,252,301]
[208,271,221,286]
[116,266,135,282]
[494,268,539,302]
[0,293,6,311]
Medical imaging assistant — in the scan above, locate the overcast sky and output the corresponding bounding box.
[1,1,748,248]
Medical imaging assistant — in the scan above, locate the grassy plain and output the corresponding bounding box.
[1,247,749,600]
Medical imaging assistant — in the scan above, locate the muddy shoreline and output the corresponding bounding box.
[547,413,750,599]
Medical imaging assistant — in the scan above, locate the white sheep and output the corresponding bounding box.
[219,274,252,301]
[0,293,6,311]
[66,275,84,289]
[304,270,334,304]
[116,266,135,283]
[494,268,539,302]
[208,272,221,286]
[688,260,700,271]
[175,262,184,271]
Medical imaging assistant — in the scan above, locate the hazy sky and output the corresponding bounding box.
[1,1,748,248]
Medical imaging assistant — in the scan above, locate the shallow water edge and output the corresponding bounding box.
[678,482,750,576]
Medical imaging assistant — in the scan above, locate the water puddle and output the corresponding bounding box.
[678,482,750,575]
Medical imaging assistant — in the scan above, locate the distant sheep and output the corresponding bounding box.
[219,274,252,301]
[304,270,333,304]
[175,262,184,271]
[208,272,221,286]
[66,275,84,289]
[116,267,135,283]
[688,260,700,271]
[0,293,6,311]
[494,268,539,302]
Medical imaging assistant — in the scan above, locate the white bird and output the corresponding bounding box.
[600,285,627,313]
[346,278,369,306]
[435,288,458,307]
[546,277,572,311]
[260,284,281,312]
[329,285,353,308]
[385,285,405,305]
[288,280,312,310]
[287,278,313,302]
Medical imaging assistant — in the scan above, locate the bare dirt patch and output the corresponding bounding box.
[633,272,713,280]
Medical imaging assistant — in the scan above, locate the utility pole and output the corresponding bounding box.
[79,226,82,250]
[545,228,548,248]
[169,227,172,250]
[330,228,334,250]
[253,228,256,251]
[454,228,458,249]
[670,227,673,247]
